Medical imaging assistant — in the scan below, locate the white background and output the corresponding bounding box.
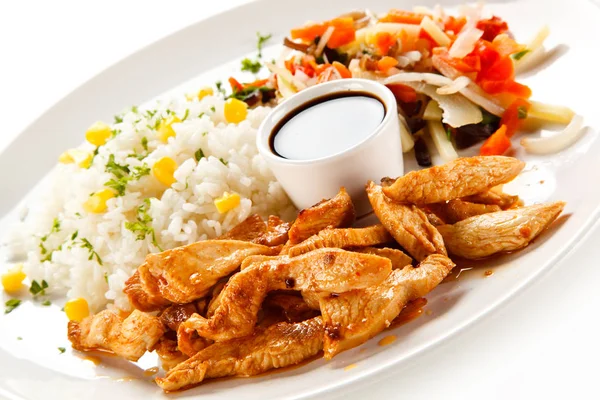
[1,1,599,399]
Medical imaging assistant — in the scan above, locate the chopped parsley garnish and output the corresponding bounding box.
[141,137,148,151]
[51,218,61,233]
[125,199,162,250]
[106,154,130,179]
[198,112,206,119]
[30,280,48,296]
[512,49,530,61]
[79,238,103,265]
[153,118,161,130]
[256,32,272,58]
[517,105,528,119]
[104,155,149,196]
[114,114,123,124]
[445,127,453,141]
[195,148,205,162]
[111,129,121,138]
[202,131,208,137]
[39,218,61,258]
[5,299,21,314]
[131,105,139,113]
[104,178,128,197]
[71,230,79,241]
[146,109,157,119]
[42,300,51,306]
[210,106,216,112]
[104,272,109,284]
[241,58,262,73]
[181,109,190,122]
[17,337,22,341]
[215,81,226,95]
[219,158,228,166]
[58,347,66,354]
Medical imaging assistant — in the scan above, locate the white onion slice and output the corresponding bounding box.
[315,26,335,58]
[528,101,575,124]
[437,76,471,95]
[420,16,451,47]
[423,100,443,120]
[514,25,550,73]
[383,72,453,87]
[397,113,415,153]
[427,120,459,162]
[520,115,584,155]
[276,74,297,99]
[449,26,483,58]
[265,62,307,91]
[403,81,482,127]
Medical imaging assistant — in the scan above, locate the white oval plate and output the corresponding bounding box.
[1,0,599,399]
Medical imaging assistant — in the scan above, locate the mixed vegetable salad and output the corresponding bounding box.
[219,4,583,165]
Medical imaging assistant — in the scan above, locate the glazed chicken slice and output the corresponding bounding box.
[287,225,392,257]
[438,201,565,259]
[367,182,446,261]
[154,336,189,372]
[319,254,455,359]
[382,156,525,204]
[160,303,213,357]
[68,309,165,362]
[123,269,171,312]
[264,293,319,323]
[144,240,279,304]
[288,187,356,245]
[461,186,520,209]
[218,214,290,246]
[156,317,324,392]
[180,248,392,341]
[426,200,502,224]
[354,247,412,269]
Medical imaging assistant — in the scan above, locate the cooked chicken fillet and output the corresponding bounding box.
[438,201,565,259]
[319,254,455,359]
[68,309,165,362]
[288,187,356,244]
[367,182,447,261]
[427,200,502,224]
[180,248,391,341]
[264,293,319,323]
[461,186,520,209]
[145,240,279,304]
[156,317,324,392]
[123,269,171,312]
[382,156,525,204]
[177,326,213,357]
[160,303,199,332]
[287,225,392,257]
[354,247,412,269]
[218,215,290,246]
[154,337,189,372]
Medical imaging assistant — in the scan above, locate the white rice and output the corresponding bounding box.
[8,94,295,311]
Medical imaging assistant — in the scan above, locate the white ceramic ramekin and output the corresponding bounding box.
[257,78,404,216]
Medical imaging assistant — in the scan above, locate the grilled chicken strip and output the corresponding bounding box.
[382,156,525,204]
[180,248,392,341]
[319,254,455,359]
[144,240,280,304]
[354,247,412,269]
[264,293,319,323]
[219,214,290,246]
[461,186,520,209]
[156,317,324,392]
[438,201,565,259]
[160,303,213,357]
[154,337,189,372]
[287,225,392,257]
[367,182,446,261]
[427,200,502,224]
[68,309,165,362]
[123,269,171,312]
[288,187,356,245]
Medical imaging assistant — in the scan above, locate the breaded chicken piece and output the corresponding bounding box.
[156,317,324,392]
[123,269,171,312]
[180,248,391,341]
[288,187,356,245]
[353,247,412,269]
[319,254,454,359]
[438,201,565,259]
[218,215,290,246]
[461,186,520,209]
[382,156,525,204]
[367,182,447,261]
[67,309,165,362]
[287,225,392,257]
[145,240,280,304]
[427,200,502,224]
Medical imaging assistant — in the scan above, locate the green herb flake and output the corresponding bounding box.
[42,300,51,306]
[195,148,205,162]
[105,154,130,179]
[202,131,208,137]
[104,272,109,284]
[219,158,229,166]
[146,109,157,119]
[141,137,149,151]
[517,106,528,119]
[198,112,206,119]
[5,299,21,314]
[445,127,453,141]
[39,242,48,255]
[125,199,162,250]
[256,32,272,58]
[132,164,150,179]
[58,347,66,354]
[210,106,216,113]
[512,49,530,61]
[131,105,139,113]
[75,212,82,218]
[215,81,226,96]
[17,337,22,340]
[181,109,190,122]
[79,238,103,265]
[30,280,49,296]
[51,218,61,233]
[241,58,262,73]
[114,115,123,124]
[71,230,79,241]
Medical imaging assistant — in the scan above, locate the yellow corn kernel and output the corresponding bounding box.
[224,98,248,124]
[83,189,115,213]
[157,116,181,143]
[153,157,178,186]
[64,298,89,322]
[58,149,93,168]
[214,192,241,213]
[85,121,112,147]
[1,265,26,293]
[197,87,214,101]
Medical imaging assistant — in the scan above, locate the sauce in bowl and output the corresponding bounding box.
[270,91,385,161]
